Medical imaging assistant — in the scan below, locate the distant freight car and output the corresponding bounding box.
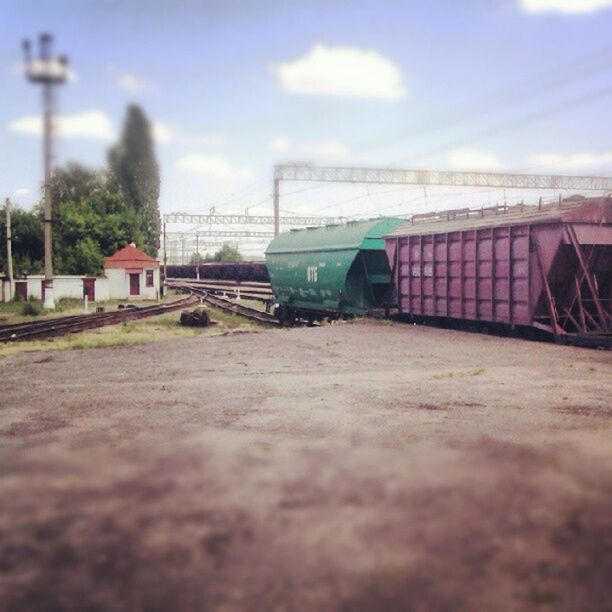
[265,218,404,323]
[384,197,611,346]
[164,262,269,283]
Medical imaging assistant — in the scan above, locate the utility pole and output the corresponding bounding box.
[162,220,167,273]
[22,33,69,309]
[5,198,14,300]
[273,178,280,236]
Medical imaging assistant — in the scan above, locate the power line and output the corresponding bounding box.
[354,44,612,154]
[397,83,612,165]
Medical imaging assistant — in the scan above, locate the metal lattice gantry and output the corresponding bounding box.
[272,163,612,235]
[164,230,275,264]
[274,164,612,190]
[163,212,342,225]
[161,212,344,267]
[165,230,276,239]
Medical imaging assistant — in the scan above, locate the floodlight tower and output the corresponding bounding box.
[22,33,69,309]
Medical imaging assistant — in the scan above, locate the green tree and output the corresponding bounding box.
[1,163,149,279]
[108,105,161,256]
[189,252,206,264]
[48,164,144,275]
[0,203,44,276]
[211,243,243,262]
[51,162,104,207]
[53,190,144,276]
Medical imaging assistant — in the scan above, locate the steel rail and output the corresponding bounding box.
[166,279,273,303]
[0,296,197,342]
[172,284,280,326]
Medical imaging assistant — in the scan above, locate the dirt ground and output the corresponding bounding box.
[1,321,611,611]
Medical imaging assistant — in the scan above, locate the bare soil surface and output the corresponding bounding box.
[1,321,611,611]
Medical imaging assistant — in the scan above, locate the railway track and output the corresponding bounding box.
[170,283,280,326]
[165,278,273,303]
[0,295,198,342]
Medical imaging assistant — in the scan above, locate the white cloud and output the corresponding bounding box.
[269,137,291,152]
[8,110,115,141]
[527,151,612,170]
[175,154,254,181]
[272,43,407,100]
[268,137,350,160]
[304,140,351,159]
[153,121,174,144]
[117,72,152,93]
[448,148,501,170]
[12,188,30,199]
[186,132,225,147]
[153,121,224,147]
[519,0,612,13]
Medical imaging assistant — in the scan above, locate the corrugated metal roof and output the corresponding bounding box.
[385,197,612,238]
[265,217,404,254]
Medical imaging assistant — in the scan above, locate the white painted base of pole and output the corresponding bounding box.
[43,285,55,310]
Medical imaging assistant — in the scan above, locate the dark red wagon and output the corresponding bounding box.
[384,196,612,347]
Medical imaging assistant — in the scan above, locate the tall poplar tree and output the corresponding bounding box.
[108,105,161,256]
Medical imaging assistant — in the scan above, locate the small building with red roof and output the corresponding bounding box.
[104,243,160,300]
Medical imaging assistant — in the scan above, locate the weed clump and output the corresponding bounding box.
[21,302,41,317]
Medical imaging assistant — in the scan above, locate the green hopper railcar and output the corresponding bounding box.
[265,218,405,322]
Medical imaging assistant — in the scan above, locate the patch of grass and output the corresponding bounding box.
[68,336,145,350]
[143,314,181,328]
[204,306,250,328]
[468,368,486,376]
[0,303,258,358]
[527,587,560,605]
[0,300,30,317]
[433,368,486,380]
[21,302,42,316]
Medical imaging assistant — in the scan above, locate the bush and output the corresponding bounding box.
[22,302,42,316]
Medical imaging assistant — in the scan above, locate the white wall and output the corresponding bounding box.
[106,269,127,299]
[26,276,43,300]
[2,271,160,303]
[95,277,110,302]
[105,267,160,300]
[26,275,85,300]
[4,275,108,302]
[141,268,160,300]
[54,277,85,300]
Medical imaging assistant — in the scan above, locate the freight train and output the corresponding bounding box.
[164,261,269,283]
[384,196,611,346]
[166,196,612,346]
[265,217,405,323]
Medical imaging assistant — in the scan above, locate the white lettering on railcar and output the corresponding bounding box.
[411,264,433,277]
[307,266,318,282]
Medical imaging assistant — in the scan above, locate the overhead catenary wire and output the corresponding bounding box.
[397,83,612,166]
[353,44,612,155]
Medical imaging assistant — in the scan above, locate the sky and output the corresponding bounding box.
[2,0,612,256]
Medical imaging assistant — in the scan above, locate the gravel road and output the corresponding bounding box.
[1,321,611,611]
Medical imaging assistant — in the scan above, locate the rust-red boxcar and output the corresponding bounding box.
[384,197,611,345]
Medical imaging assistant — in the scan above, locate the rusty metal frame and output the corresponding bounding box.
[508,225,513,326]
[531,233,563,336]
[565,224,609,332]
[459,232,465,320]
